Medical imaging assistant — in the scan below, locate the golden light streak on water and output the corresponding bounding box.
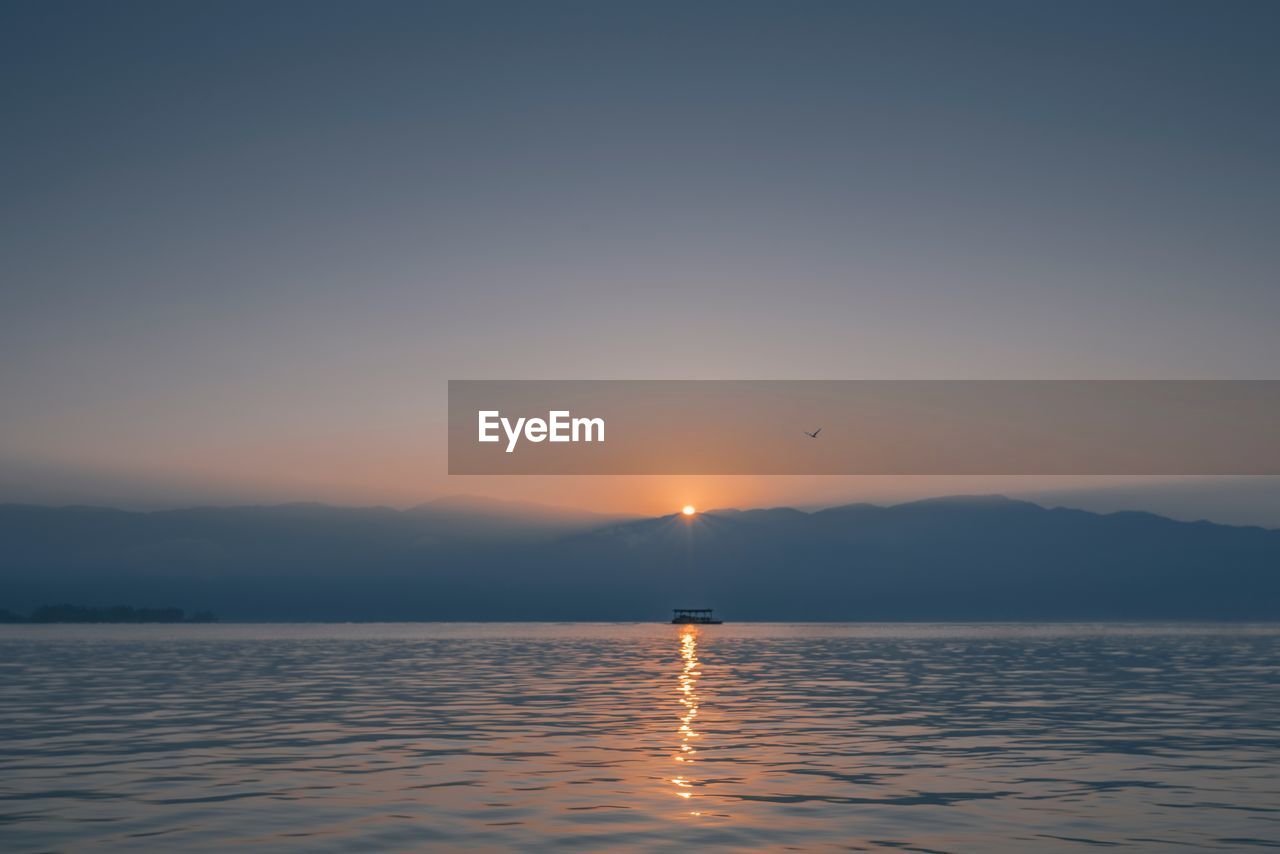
[674,626,702,812]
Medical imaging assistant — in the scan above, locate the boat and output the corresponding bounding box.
[671,608,723,625]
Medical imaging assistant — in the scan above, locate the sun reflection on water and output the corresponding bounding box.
[672,626,701,812]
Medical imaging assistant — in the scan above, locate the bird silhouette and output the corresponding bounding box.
[804,428,822,438]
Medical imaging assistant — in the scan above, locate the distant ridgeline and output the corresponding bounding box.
[0,604,217,624]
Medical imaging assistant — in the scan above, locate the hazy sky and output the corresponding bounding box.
[2,1,1278,517]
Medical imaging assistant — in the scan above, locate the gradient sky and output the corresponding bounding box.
[2,1,1278,518]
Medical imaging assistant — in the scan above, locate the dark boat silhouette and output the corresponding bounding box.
[671,608,722,625]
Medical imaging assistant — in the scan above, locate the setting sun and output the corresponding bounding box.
[681,505,697,516]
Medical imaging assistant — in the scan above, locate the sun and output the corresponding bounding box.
[681,505,697,516]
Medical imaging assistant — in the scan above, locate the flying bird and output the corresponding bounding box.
[804,428,822,438]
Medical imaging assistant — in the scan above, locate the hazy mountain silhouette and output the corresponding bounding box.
[1,495,1276,621]
[408,495,637,536]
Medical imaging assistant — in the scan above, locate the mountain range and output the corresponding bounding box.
[1,495,1276,621]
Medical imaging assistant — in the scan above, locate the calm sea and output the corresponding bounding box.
[1,623,1278,852]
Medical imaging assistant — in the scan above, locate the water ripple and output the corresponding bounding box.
[1,622,1278,851]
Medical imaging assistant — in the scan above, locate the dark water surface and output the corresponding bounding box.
[1,623,1277,851]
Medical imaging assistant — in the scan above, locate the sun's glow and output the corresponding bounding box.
[681,505,697,516]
